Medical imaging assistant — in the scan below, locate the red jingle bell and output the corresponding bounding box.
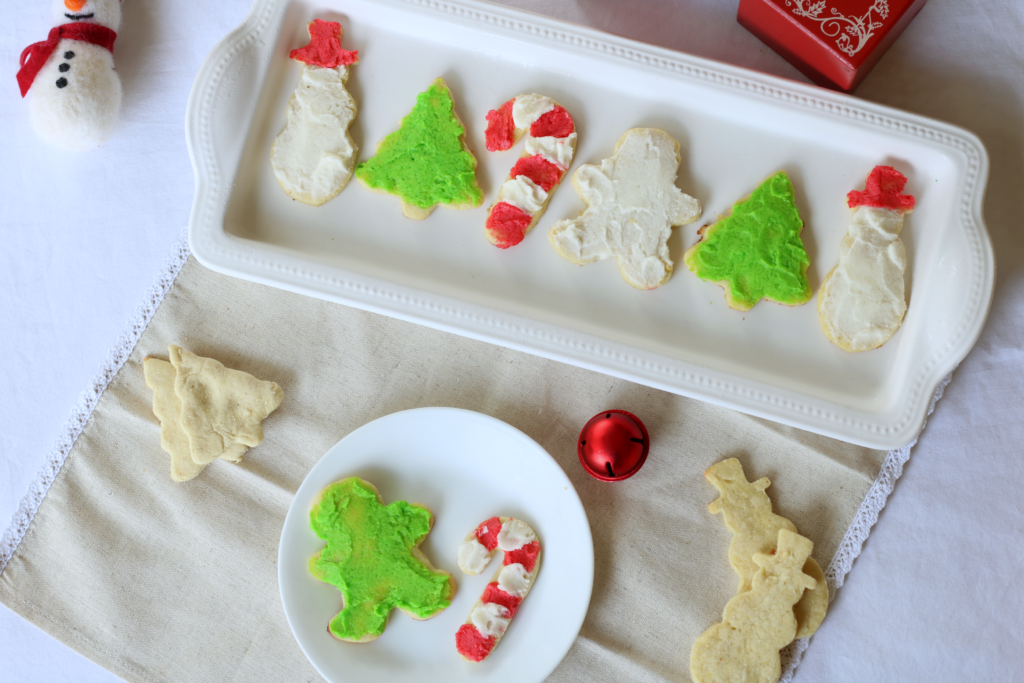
[577,410,649,481]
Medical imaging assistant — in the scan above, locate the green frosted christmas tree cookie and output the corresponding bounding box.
[309,477,455,642]
[356,78,483,219]
[684,171,812,311]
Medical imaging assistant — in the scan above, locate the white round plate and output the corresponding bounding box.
[279,407,593,683]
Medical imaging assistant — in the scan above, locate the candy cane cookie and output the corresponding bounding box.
[483,94,576,248]
[455,516,542,661]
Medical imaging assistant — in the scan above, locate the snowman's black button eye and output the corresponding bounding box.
[64,51,75,59]
[56,77,68,88]
[59,63,70,73]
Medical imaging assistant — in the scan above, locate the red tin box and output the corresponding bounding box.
[738,0,928,92]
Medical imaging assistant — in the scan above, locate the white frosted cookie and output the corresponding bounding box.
[548,128,700,289]
[271,20,359,206]
[818,165,916,352]
[168,346,283,466]
[144,358,246,482]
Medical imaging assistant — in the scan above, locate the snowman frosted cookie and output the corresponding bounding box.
[548,128,701,289]
[17,0,122,150]
[818,165,915,352]
[271,19,360,206]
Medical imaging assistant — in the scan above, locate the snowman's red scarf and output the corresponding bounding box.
[17,23,117,97]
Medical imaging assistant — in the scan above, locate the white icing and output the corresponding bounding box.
[271,64,357,205]
[498,176,548,215]
[497,518,537,551]
[470,602,510,638]
[497,563,531,598]
[457,537,492,575]
[549,129,701,289]
[818,205,908,352]
[512,93,555,130]
[525,133,577,170]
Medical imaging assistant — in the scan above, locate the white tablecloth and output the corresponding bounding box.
[2,0,1021,680]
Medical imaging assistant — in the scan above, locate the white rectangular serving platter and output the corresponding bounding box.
[186,0,994,449]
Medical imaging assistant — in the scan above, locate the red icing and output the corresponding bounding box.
[847,165,915,211]
[289,19,358,68]
[456,624,496,662]
[530,106,574,138]
[510,155,563,192]
[475,516,503,551]
[485,99,516,152]
[503,541,540,573]
[486,203,532,249]
[482,582,523,617]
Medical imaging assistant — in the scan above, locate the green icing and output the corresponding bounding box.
[356,79,483,210]
[685,171,812,310]
[309,477,453,641]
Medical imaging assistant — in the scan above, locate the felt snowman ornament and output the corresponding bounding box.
[17,0,122,150]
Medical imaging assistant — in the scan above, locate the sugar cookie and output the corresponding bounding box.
[690,529,817,683]
[818,165,915,351]
[168,346,283,466]
[685,171,812,311]
[271,19,359,206]
[143,358,245,482]
[483,94,576,248]
[705,458,828,638]
[309,477,456,642]
[548,128,701,289]
[356,78,483,219]
[455,516,542,662]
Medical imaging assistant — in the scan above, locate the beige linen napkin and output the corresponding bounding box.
[0,255,891,683]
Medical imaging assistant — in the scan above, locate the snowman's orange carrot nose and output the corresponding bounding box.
[65,0,88,11]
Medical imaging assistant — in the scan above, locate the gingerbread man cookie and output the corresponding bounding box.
[309,478,455,642]
[548,128,700,289]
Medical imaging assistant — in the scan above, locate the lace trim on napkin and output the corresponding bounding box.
[0,229,190,574]
[0,228,954,682]
[778,370,954,681]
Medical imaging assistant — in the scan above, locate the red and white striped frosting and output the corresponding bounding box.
[455,516,542,662]
[484,94,576,249]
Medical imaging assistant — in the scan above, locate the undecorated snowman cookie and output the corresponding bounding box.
[548,128,700,289]
[690,529,818,683]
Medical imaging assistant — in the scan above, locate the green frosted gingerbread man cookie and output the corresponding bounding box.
[309,477,456,642]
